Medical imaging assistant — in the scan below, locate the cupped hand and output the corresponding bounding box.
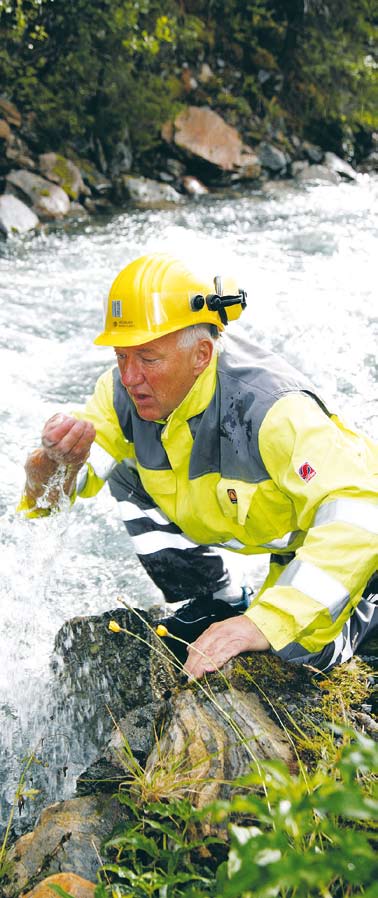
[183,615,270,679]
[41,414,96,466]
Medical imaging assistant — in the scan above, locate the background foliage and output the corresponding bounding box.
[0,1,377,167]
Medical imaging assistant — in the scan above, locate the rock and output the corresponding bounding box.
[6,132,35,169]
[295,162,340,184]
[159,170,175,182]
[109,141,133,178]
[38,152,89,199]
[0,194,39,236]
[23,872,96,898]
[144,685,296,811]
[181,65,198,93]
[52,607,174,762]
[0,98,22,128]
[3,794,124,896]
[92,136,107,174]
[0,118,11,143]
[74,157,112,195]
[291,160,308,177]
[237,153,261,180]
[360,150,378,172]
[165,157,186,178]
[68,201,90,218]
[324,151,357,180]
[6,169,71,219]
[198,63,214,84]
[181,175,209,196]
[120,174,185,206]
[162,106,261,178]
[83,196,113,214]
[109,128,133,179]
[257,141,287,173]
[302,141,324,164]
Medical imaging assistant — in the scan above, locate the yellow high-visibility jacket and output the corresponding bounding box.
[21,333,378,658]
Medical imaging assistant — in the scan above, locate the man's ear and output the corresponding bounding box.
[193,338,214,376]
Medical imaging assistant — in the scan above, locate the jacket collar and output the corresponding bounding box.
[161,351,218,427]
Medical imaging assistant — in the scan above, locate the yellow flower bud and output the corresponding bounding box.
[108,619,122,633]
[155,624,169,637]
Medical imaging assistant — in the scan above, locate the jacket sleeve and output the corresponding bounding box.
[245,392,378,656]
[72,367,135,499]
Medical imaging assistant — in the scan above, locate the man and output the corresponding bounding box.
[20,253,378,678]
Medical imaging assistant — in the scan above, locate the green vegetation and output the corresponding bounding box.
[0,1,377,164]
[0,745,43,885]
[91,727,377,898]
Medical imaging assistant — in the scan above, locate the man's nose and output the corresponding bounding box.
[120,356,144,387]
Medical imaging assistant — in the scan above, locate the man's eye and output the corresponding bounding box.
[142,357,158,363]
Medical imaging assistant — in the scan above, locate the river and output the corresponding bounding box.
[1,175,377,833]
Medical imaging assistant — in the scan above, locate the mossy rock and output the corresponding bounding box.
[39,152,87,200]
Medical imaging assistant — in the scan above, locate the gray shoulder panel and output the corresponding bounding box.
[190,333,324,483]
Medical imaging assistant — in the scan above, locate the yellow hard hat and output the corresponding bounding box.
[94,252,247,347]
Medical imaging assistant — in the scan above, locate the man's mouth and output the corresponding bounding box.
[128,391,152,404]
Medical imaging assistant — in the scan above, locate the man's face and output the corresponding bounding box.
[114,330,213,421]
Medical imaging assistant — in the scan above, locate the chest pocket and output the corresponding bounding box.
[216,476,299,550]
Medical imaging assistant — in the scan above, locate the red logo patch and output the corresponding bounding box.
[298,462,316,482]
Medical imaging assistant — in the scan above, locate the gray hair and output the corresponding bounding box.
[176,323,220,350]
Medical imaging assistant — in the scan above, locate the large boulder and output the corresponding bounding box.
[52,606,174,764]
[0,194,39,236]
[5,169,71,219]
[143,684,296,812]
[38,152,89,200]
[3,795,124,896]
[162,106,261,179]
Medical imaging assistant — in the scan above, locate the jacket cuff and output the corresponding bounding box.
[245,602,298,652]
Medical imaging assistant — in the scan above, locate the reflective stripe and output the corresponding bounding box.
[278,558,349,622]
[76,463,88,494]
[261,530,299,550]
[324,622,353,670]
[118,499,171,527]
[218,538,246,550]
[314,499,378,535]
[88,442,118,481]
[131,530,199,556]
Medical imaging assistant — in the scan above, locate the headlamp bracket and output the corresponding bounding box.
[190,289,247,326]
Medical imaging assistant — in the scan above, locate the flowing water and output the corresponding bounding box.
[1,174,377,833]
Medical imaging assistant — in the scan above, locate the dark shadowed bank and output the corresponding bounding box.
[0,1,378,235]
